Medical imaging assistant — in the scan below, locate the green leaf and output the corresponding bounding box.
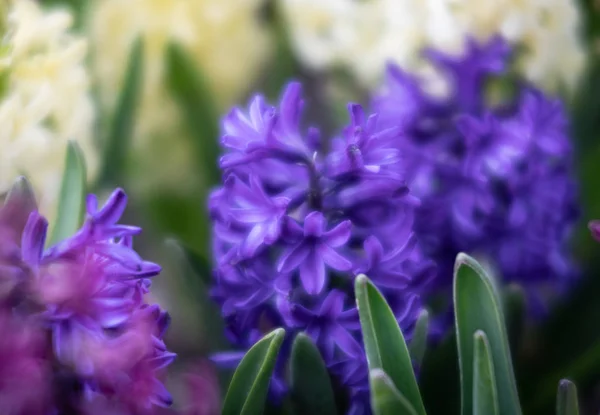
[98,38,144,187]
[473,330,499,415]
[4,176,37,209]
[354,274,426,415]
[503,284,525,358]
[222,328,286,415]
[370,369,418,415]
[290,333,337,415]
[454,253,521,415]
[165,42,221,187]
[409,309,430,368]
[556,380,579,415]
[48,141,87,246]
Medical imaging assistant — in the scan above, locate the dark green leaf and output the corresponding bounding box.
[454,253,521,415]
[222,328,286,415]
[98,38,144,187]
[370,369,418,415]
[290,333,337,415]
[354,274,426,415]
[503,283,525,359]
[473,330,499,415]
[48,141,87,246]
[556,379,580,415]
[165,42,221,187]
[409,309,430,368]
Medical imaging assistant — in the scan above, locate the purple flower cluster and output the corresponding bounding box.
[0,185,174,414]
[373,36,580,313]
[210,84,434,413]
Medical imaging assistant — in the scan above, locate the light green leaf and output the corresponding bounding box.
[556,379,579,415]
[290,333,337,415]
[409,309,430,368]
[370,369,418,415]
[98,38,144,187]
[473,330,499,415]
[222,328,286,415]
[355,274,426,415]
[165,42,221,187]
[454,253,521,415]
[48,141,87,246]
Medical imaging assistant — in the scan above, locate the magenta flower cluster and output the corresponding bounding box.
[0,186,174,414]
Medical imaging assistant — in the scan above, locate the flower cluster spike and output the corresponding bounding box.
[373,36,580,314]
[210,82,434,411]
[0,185,174,413]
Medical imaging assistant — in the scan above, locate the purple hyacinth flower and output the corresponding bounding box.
[277,212,352,295]
[590,221,600,242]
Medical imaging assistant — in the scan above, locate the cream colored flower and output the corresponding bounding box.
[281,0,586,94]
[89,0,272,193]
[0,0,97,221]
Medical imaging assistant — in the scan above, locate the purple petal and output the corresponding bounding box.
[241,223,268,257]
[333,325,363,357]
[364,236,384,269]
[277,242,310,273]
[94,189,127,225]
[299,251,326,295]
[21,211,47,266]
[319,289,345,316]
[323,220,352,247]
[590,220,600,242]
[303,211,325,237]
[319,245,352,271]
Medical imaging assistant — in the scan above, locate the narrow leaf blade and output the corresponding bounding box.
[98,38,144,186]
[454,253,521,415]
[556,379,580,415]
[290,333,337,414]
[222,328,285,415]
[49,141,87,246]
[355,274,426,415]
[409,309,430,368]
[370,369,418,415]
[473,331,499,415]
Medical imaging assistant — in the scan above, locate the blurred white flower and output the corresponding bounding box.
[89,0,273,193]
[281,0,586,94]
[0,0,97,221]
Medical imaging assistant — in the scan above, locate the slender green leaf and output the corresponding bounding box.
[49,142,87,246]
[454,253,521,415]
[290,333,337,415]
[355,274,426,415]
[370,369,418,415]
[222,328,286,415]
[165,42,221,187]
[98,38,144,186]
[556,379,579,415]
[473,331,499,415]
[409,309,430,367]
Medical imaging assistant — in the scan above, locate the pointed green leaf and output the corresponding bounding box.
[473,331,499,415]
[98,38,144,186]
[409,309,430,368]
[222,328,286,415]
[556,379,579,415]
[454,253,521,415]
[370,369,418,415]
[48,142,87,246]
[290,333,337,415]
[4,176,37,209]
[165,42,221,187]
[355,274,426,415]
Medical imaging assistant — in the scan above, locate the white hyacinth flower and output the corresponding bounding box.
[281,0,586,94]
[0,0,97,221]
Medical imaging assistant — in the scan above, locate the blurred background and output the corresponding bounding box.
[6,0,600,412]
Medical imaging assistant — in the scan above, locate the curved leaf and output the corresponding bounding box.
[290,333,337,415]
[409,309,430,368]
[98,37,144,186]
[222,328,285,415]
[556,379,579,415]
[370,369,418,415]
[355,274,426,415]
[454,253,521,415]
[48,141,87,246]
[473,330,499,415]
